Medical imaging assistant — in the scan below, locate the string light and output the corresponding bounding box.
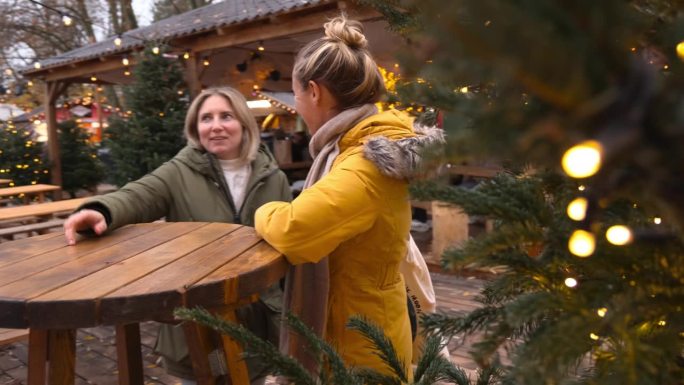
[567,197,588,221]
[606,225,632,246]
[677,41,684,61]
[203,58,210,66]
[90,75,97,82]
[124,69,131,76]
[578,185,586,191]
[114,35,122,47]
[589,333,599,341]
[33,62,41,69]
[562,140,603,178]
[597,308,607,317]
[122,57,129,66]
[62,14,73,26]
[257,41,265,51]
[460,86,469,93]
[183,51,191,60]
[568,229,595,257]
[654,217,662,225]
[152,46,160,55]
[564,277,578,287]
[658,320,667,326]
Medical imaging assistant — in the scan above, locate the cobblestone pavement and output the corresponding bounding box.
[0,271,486,385]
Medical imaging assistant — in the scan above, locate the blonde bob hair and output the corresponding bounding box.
[184,87,260,162]
[293,14,385,109]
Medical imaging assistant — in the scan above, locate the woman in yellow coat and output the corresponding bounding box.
[255,15,440,377]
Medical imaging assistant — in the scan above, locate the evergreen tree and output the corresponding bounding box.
[361,0,684,384]
[58,120,104,198]
[105,46,188,186]
[0,121,49,189]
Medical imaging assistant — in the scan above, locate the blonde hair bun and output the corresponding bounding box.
[324,16,367,49]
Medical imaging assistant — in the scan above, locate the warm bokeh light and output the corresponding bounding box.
[567,197,588,221]
[654,217,662,225]
[122,57,129,66]
[606,225,632,246]
[561,140,603,178]
[114,37,122,46]
[589,333,599,341]
[152,46,160,55]
[569,229,595,257]
[677,41,684,61]
[564,277,578,287]
[597,308,607,317]
[33,62,41,69]
[62,14,73,26]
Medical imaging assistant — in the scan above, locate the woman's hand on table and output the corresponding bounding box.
[63,209,108,245]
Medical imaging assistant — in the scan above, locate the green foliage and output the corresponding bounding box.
[58,120,104,198]
[104,46,188,186]
[355,0,684,384]
[413,172,684,385]
[0,122,49,189]
[174,307,494,385]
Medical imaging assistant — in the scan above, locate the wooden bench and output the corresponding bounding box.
[0,184,62,204]
[412,164,502,264]
[0,328,29,345]
[0,219,65,241]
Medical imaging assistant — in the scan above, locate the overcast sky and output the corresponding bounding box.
[132,0,155,27]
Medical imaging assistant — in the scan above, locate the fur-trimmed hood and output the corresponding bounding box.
[363,123,445,180]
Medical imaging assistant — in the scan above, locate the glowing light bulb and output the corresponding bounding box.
[597,308,607,317]
[183,51,190,60]
[257,41,265,51]
[34,62,41,69]
[90,76,97,82]
[460,86,469,93]
[589,333,599,340]
[62,14,73,26]
[152,46,160,55]
[606,225,632,246]
[658,320,666,326]
[578,185,585,191]
[564,277,577,287]
[568,229,595,257]
[203,58,210,66]
[124,70,131,76]
[654,217,662,225]
[562,140,603,178]
[114,36,122,46]
[567,197,588,221]
[677,41,684,61]
[122,57,129,66]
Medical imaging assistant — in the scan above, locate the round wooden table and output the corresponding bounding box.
[0,222,288,385]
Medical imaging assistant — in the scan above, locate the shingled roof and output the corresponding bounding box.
[21,0,329,75]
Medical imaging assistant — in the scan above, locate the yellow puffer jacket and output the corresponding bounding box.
[255,110,416,375]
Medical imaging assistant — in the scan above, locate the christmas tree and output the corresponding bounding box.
[105,46,188,186]
[366,0,684,384]
[58,120,104,198]
[0,121,49,191]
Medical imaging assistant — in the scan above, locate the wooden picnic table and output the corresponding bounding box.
[0,197,87,222]
[0,184,61,203]
[0,222,287,385]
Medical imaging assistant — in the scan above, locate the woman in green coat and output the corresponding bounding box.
[64,87,292,385]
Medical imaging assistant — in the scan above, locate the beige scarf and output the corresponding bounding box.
[280,104,378,373]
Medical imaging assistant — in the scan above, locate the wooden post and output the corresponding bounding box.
[27,329,48,385]
[115,323,144,385]
[184,52,202,99]
[47,329,76,385]
[431,201,469,264]
[45,81,68,195]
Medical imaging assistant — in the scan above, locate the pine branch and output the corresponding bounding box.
[346,316,408,382]
[174,307,317,385]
